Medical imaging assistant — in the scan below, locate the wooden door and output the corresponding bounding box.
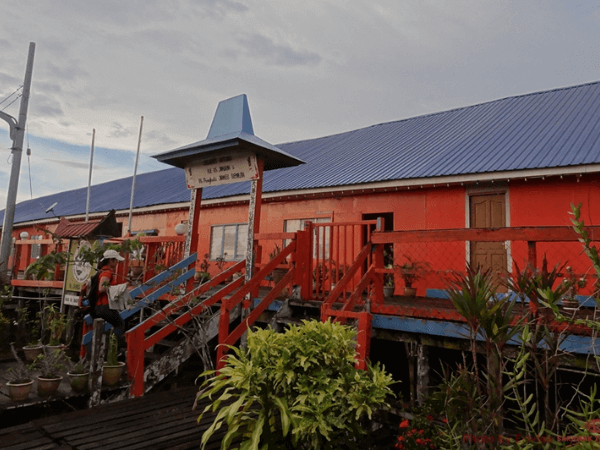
[470,194,507,289]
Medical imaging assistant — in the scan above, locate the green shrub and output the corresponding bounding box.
[196,319,394,449]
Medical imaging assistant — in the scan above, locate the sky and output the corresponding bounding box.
[2,0,600,211]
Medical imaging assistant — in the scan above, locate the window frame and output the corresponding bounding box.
[209,223,249,261]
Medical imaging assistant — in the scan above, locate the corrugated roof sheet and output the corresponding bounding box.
[54,217,102,238]
[4,81,600,225]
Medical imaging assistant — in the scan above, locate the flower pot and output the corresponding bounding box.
[130,265,144,280]
[67,372,90,392]
[45,344,65,354]
[7,380,34,401]
[102,362,126,387]
[404,287,417,297]
[383,286,395,298]
[22,345,43,362]
[272,268,287,285]
[37,376,63,397]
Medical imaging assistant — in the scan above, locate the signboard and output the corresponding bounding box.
[64,293,80,307]
[65,239,94,292]
[185,152,259,189]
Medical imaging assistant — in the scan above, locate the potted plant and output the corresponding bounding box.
[313,262,329,290]
[23,340,43,362]
[127,236,145,280]
[5,345,34,401]
[103,334,125,387]
[194,253,211,284]
[35,346,66,396]
[383,265,395,298]
[66,356,90,392]
[25,250,68,281]
[43,303,68,348]
[561,266,587,309]
[395,256,430,297]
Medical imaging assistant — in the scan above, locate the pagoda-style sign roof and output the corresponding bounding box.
[152,94,305,171]
[53,210,120,239]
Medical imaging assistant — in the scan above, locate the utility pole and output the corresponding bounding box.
[0,42,35,276]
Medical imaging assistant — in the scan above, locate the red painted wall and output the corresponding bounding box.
[10,173,600,296]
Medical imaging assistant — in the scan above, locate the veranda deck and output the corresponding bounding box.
[1,385,225,450]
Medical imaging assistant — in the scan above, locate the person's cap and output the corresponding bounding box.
[102,249,125,261]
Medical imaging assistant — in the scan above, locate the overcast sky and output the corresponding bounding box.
[2,1,600,211]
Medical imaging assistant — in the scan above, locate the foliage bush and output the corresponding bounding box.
[196,319,394,449]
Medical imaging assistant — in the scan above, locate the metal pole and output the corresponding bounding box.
[0,42,35,275]
[127,116,144,235]
[85,129,95,222]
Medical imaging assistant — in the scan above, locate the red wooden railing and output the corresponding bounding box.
[10,235,186,291]
[303,219,379,299]
[216,240,296,370]
[127,260,245,397]
[10,238,64,288]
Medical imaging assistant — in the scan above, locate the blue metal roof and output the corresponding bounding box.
[5,81,600,225]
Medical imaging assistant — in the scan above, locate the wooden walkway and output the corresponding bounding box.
[1,386,225,450]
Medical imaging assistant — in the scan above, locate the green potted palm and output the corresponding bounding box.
[5,345,34,401]
[102,334,125,387]
[395,256,430,297]
[35,346,66,397]
[66,356,91,392]
[383,265,395,298]
[43,303,68,348]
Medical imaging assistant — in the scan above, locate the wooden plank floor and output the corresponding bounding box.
[0,386,227,450]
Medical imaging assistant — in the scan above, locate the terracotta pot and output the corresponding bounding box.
[404,287,417,297]
[272,268,287,285]
[102,362,126,387]
[22,345,43,362]
[7,380,34,401]
[45,344,65,352]
[37,376,63,397]
[130,265,144,279]
[67,372,90,392]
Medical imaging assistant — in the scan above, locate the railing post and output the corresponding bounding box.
[127,327,145,398]
[88,318,106,408]
[295,230,311,300]
[11,241,21,279]
[305,221,314,297]
[216,304,231,371]
[373,244,384,308]
[355,311,372,370]
[79,320,91,358]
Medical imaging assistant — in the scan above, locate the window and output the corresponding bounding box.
[210,223,248,261]
[284,217,331,258]
[31,235,42,259]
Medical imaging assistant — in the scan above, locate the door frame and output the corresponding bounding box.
[465,183,512,271]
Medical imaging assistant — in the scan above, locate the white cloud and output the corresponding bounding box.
[2,0,600,213]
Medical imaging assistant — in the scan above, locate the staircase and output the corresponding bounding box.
[86,218,388,398]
